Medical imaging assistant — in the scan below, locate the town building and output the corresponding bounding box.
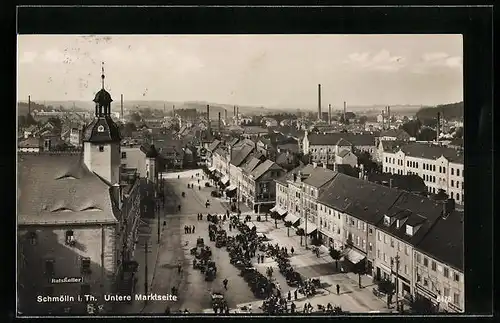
[17,72,158,315]
[382,142,464,204]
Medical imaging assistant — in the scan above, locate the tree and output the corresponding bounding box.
[377,279,396,308]
[346,234,354,248]
[434,189,448,201]
[123,122,137,137]
[454,127,463,139]
[284,221,292,236]
[26,113,38,126]
[417,127,437,141]
[351,259,367,289]
[329,247,342,270]
[358,116,368,124]
[410,296,435,314]
[296,228,305,246]
[131,112,142,123]
[401,119,422,137]
[47,117,62,130]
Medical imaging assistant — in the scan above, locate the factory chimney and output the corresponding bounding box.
[233,105,236,117]
[387,106,391,129]
[121,94,124,119]
[343,101,347,123]
[236,106,239,124]
[437,112,441,143]
[224,109,227,121]
[206,105,211,133]
[328,104,332,125]
[218,112,221,134]
[28,95,31,115]
[173,105,176,117]
[318,84,322,121]
[381,110,385,130]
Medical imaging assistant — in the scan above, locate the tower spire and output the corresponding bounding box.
[101,62,105,89]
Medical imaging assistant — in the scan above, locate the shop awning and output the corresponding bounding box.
[284,214,300,225]
[246,222,256,229]
[220,176,230,185]
[225,185,237,191]
[208,166,216,172]
[342,248,366,264]
[277,208,287,216]
[270,206,279,213]
[298,222,317,235]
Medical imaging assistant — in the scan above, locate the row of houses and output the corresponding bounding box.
[274,165,464,313]
[207,138,286,213]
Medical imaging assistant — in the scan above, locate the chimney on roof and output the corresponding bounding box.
[28,95,31,115]
[343,101,347,123]
[113,183,122,209]
[218,112,221,134]
[224,109,227,121]
[233,105,236,117]
[442,198,455,219]
[318,84,322,121]
[328,104,332,125]
[121,94,124,119]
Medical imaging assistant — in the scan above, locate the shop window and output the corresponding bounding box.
[81,257,92,274]
[453,293,460,305]
[423,278,428,287]
[44,259,55,277]
[65,230,75,246]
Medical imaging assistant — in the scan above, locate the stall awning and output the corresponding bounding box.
[277,208,287,216]
[284,214,300,225]
[208,166,216,172]
[226,185,237,191]
[270,206,278,213]
[342,248,366,264]
[220,176,230,185]
[298,222,317,234]
[246,222,256,229]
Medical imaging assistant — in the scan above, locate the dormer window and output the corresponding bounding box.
[406,224,414,236]
[27,231,37,245]
[383,215,391,226]
[65,230,75,246]
[99,145,104,152]
[396,219,400,228]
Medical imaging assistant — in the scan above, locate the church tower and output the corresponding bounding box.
[82,63,121,185]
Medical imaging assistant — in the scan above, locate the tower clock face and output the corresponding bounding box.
[97,125,105,132]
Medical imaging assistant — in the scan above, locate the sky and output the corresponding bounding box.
[17,35,463,109]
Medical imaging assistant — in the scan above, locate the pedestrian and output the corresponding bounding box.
[198,179,200,183]
[303,303,307,313]
[248,303,252,313]
[177,263,182,274]
[285,247,288,254]
[213,306,217,314]
[291,302,296,313]
[261,254,264,263]
[294,289,298,300]
[336,284,340,295]
[225,306,229,314]
[223,278,228,290]
[290,247,294,256]
[257,255,260,264]
[229,224,232,231]
[287,290,291,301]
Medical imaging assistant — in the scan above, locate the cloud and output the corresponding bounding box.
[344,50,406,72]
[412,52,463,74]
[42,49,75,64]
[19,51,38,64]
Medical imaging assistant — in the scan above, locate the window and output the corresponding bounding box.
[431,261,437,271]
[451,168,454,175]
[369,228,373,234]
[121,152,127,159]
[390,238,394,248]
[65,230,75,246]
[456,193,460,201]
[404,265,408,275]
[457,169,460,176]
[443,167,446,173]
[456,181,460,188]
[356,236,360,246]
[377,232,381,241]
[384,234,387,244]
[406,225,413,236]
[45,259,55,276]
[383,253,387,262]
[377,249,380,258]
[398,241,401,251]
[99,145,104,152]
[423,278,428,287]
[362,239,366,249]
[369,243,373,251]
[416,253,421,263]
[416,274,421,282]
[454,273,460,282]
[81,257,92,274]
[405,245,409,256]
[439,166,442,173]
[423,257,429,267]
[451,180,454,187]
[433,165,436,171]
[443,267,449,278]
[384,215,391,226]
[27,231,37,245]
[443,287,450,297]
[453,293,460,305]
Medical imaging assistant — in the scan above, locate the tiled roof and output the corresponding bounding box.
[397,142,464,163]
[367,173,427,193]
[242,126,268,134]
[380,140,408,152]
[243,157,262,174]
[337,149,351,158]
[318,173,402,224]
[17,152,118,225]
[230,144,254,167]
[19,137,41,148]
[308,133,376,146]
[377,192,447,251]
[207,139,221,152]
[275,164,306,185]
[250,159,283,180]
[416,210,464,271]
[336,138,352,147]
[302,167,337,188]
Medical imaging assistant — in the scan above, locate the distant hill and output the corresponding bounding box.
[416,101,464,121]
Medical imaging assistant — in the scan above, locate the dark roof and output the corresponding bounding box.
[275,164,306,185]
[207,139,221,152]
[228,138,239,146]
[19,137,41,148]
[380,140,408,152]
[275,152,297,166]
[230,143,255,167]
[17,152,117,225]
[416,210,464,271]
[303,167,337,188]
[243,157,262,174]
[307,133,376,146]
[82,116,121,143]
[318,173,403,224]
[250,160,283,180]
[367,173,427,193]
[376,192,445,247]
[337,149,351,158]
[380,129,411,139]
[242,126,268,134]
[336,138,352,147]
[145,144,159,158]
[398,142,464,162]
[93,89,113,104]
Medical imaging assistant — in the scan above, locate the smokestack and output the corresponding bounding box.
[224,109,227,120]
[343,101,347,122]
[233,105,236,117]
[318,84,322,120]
[218,112,221,133]
[173,105,175,117]
[328,104,332,125]
[28,95,31,115]
[388,106,391,129]
[121,94,123,119]
[206,105,211,133]
[163,102,166,115]
[437,112,441,142]
[382,109,385,130]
